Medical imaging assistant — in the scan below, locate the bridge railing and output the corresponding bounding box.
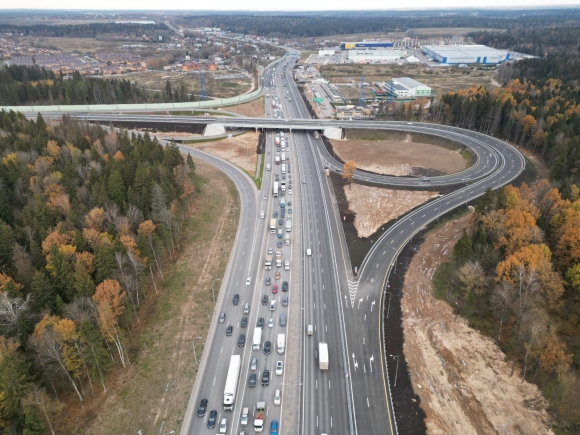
[1,57,286,114]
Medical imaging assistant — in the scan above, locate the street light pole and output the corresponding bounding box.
[211,278,220,304]
[192,336,202,364]
[390,355,400,386]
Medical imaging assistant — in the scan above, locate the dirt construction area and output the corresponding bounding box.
[225,97,265,117]
[187,132,259,177]
[330,134,467,177]
[402,215,553,435]
[344,184,438,238]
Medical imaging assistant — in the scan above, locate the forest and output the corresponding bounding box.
[0,22,169,39]
[434,182,580,429]
[0,65,192,106]
[0,111,196,433]
[178,10,580,38]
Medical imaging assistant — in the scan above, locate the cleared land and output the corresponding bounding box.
[15,36,124,53]
[402,215,553,435]
[344,184,438,237]
[118,70,253,99]
[330,131,469,177]
[81,159,239,435]
[225,97,265,117]
[185,132,259,177]
[321,28,496,42]
[320,63,497,95]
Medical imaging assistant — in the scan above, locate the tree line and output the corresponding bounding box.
[434,182,580,428]
[178,10,580,38]
[0,65,193,106]
[0,22,169,38]
[0,110,197,433]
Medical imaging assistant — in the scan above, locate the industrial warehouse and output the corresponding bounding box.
[421,44,510,65]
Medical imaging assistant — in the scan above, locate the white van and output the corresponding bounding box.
[307,325,314,336]
[306,248,312,256]
[274,389,281,406]
[266,163,271,171]
[260,211,265,219]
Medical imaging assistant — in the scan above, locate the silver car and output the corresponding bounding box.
[251,357,257,371]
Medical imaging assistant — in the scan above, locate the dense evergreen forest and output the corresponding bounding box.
[0,22,169,38]
[0,65,193,106]
[0,111,196,432]
[179,10,580,38]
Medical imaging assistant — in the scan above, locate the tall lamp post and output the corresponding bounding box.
[390,355,400,387]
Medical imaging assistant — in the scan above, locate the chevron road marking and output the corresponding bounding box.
[348,280,358,306]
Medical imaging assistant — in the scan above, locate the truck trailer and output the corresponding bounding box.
[223,355,242,410]
[270,219,276,233]
[265,254,272,269]
[252,327,262,350]
[319,342,329,370]
[273,181,279,197]
[254,401,266,432]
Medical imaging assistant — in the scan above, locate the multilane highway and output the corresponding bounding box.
[34,53,525,435]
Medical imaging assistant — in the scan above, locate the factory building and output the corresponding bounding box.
[318,50,335,56]
[422,45,510,65]
[340,41,393,50]
[347,49,406,63]
[380,77,431,98]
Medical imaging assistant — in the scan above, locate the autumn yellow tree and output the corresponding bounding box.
[92,280,128,367]
[342,160,356,188]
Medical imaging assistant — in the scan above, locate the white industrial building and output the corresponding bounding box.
[383,77,431,98]
[318,50,335,56]
[347,49,407,63]
[422,45,510,65]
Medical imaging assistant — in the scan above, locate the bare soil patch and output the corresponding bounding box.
[225,97,265,117]
[186,132,259,177]
[402,215,553,435]
[344,184,438,237]
[330,135,467,176]
[81,159,240,435]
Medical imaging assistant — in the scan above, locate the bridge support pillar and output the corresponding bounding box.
[323,127,343,140]
[203,123,226,136]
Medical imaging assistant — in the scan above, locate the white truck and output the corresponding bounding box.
[319,342,329,370]
[280,181,286,192]
[241,407,249,426]
[252,327,262,350]
[265,254,272,270]
[285,219,291,233]
[281,164,286,174]
[223,355,242,411]
[281,151,286,162]
[273,181,279,197]
[270,219,276,233]
[275,156,280,165]
[254,401,266,432]
[275,136,280,146]
[277,334,285,354]
[285,233,290,246]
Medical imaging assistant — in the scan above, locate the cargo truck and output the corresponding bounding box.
[319,342,329,370]
[254,401,266,432]
[281,164,286,174]
[275,156,280,165]
[241,407,249,426]
[265,254,272,269]
[277,334,285,354]
[273,181,279,197]
[275,136,280,146]
[285,220,291,233]
[252,327,262,350]
[280,181,286,192]
[223,355,242,410]
[285,233,290,246]
[270,219,276,233]
[281,152,286,162]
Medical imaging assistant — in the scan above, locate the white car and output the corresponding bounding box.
[270,300,276,311]
[276,361,283,375]
[274,389,281,405]
[219,418,227,433]
[268,318,274,328]
[306,248,312,256]
[246,277,252,286]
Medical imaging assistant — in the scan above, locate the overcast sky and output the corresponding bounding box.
[2,1,580,11]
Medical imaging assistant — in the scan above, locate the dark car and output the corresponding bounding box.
[233,294,239,305]
[278,219,283,226]
[257,317,264,328]
[262,295,269,305]
[277,240,283,248]
[288,208,292,214]
[249,373,257,388]
[226,325,233,336]
[287,201,292,206]
[280,212,285,219]
[282,281,288,291]
[273,211,278,218]
[264,341,271,355]
[265,276,271,286]
[207,410,217,428]
[241,317,248,328]
[262,369,270,386]
[197,398,208,417]
[282,296,288,307]
[238,334,246,347]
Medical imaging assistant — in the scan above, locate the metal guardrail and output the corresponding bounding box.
[1,57,286,114]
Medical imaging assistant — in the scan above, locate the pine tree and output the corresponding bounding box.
[22,407,46,435]
[74,261,95,297]
[93,243,115,283]
[186,154,196,173]
[107,170,126,210]
[453,229,473,265]
[31,271,56,313]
